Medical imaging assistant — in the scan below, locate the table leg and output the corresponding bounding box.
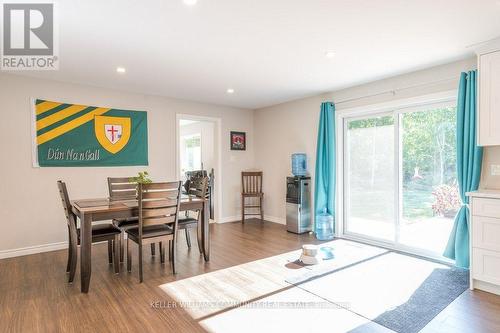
[80,213,92,293]
[202,199,210,261]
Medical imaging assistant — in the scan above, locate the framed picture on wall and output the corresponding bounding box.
[230,131,246,151]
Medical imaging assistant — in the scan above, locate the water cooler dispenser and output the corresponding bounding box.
[286,176,312,234]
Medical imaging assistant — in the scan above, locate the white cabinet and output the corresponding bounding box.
[472,248,500,286]
[478,50,500,146]
[468,191,500,295]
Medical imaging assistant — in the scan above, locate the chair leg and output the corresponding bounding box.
[107,240,113,264]
[185,229,191,248]
[168,240,172,261]
[138,242,143,283]
[241,196,245,223]
[127,238,132,272]
[113,235,120,274]
[170,239,176,274]
[120,230,125,263]
[66,227,72,273]
[260,196,264,221]
[160,242,165,263]
[150,243,155,256]
[68,230,77,283]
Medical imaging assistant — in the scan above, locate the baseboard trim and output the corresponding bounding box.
[217,215,286,225]
[264,215,286,225]
[472,279,500,296]
[218,216,240,223]
[0,241,67,260]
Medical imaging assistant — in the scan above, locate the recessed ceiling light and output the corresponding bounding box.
[116,67,126,73]
[226,88,235,94]
[183,0,197,5]
[325,51,336,59]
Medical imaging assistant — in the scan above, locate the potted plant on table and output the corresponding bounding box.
[130,171,152,184]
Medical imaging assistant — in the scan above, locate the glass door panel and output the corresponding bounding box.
[180,133,202,180]
[345,115,396,241]
[399,106,458,254]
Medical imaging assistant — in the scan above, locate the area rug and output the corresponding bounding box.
[159,239,386,320]
[292,252,469,333]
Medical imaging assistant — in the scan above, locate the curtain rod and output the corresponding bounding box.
[334,76,460,106]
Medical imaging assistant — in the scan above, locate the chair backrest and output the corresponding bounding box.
[138,181,182,237]
[242,171,263,194]
[57,181,77,232]
[186,176,209,199]
[185,170,208,179]
[107,177,137,202]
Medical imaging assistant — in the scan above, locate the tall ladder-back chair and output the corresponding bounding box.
[185,169,214,219]
[178,176,208,252]
[107,177,156,262]
[58,180,121,283]
[126,181,182,282]
[241,171,264,223]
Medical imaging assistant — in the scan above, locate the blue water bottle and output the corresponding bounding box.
[315,208,334,241]
[291,153,307,176]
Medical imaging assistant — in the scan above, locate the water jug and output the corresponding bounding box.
[291,153,307,176]
[315,208,334,241]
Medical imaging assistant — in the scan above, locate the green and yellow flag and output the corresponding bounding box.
[33,99,148,167]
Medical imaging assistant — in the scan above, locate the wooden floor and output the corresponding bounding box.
[1,219,499,333]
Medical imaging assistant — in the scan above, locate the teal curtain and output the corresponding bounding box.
[314,102,336,232]
[444,71,483,268]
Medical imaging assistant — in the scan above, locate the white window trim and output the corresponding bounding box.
[335,89,458,264]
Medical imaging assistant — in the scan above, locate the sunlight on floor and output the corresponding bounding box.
[157,239,458,333]
[159,240,386,320]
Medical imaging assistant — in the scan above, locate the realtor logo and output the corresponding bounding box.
[1,3,58,70]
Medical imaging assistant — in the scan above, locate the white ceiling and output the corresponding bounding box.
[13,0,500,109]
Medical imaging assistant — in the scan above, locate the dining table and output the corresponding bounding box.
[71,196,210,293]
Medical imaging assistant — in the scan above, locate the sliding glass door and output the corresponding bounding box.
[399,106,458,254]
[344,114,396,241]
[343,101,458,258]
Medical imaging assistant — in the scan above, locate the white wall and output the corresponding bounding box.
[0,73,254,255]
[481,146,500,190]
[254,58,481,223]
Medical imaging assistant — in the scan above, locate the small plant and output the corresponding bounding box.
[130,171,152,184]
[432,183,460,217]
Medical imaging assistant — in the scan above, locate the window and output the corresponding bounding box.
[343,100,458,259]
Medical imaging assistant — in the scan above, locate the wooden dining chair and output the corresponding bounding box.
[107,177,156,262]
[126,181,182,282]
[178,177,208,252]
[241,171,264,223]
[58,181,121,283]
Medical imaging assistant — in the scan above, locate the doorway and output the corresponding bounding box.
[176,114,221,223]
[340,97,459,260]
